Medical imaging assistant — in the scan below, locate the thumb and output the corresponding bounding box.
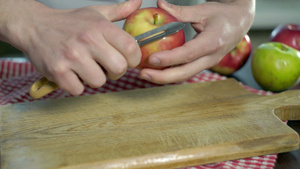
[157,0,198,23]
[96,0,142,22]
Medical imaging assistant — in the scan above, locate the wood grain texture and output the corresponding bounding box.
[1,79,300,169]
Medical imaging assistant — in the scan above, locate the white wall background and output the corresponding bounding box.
[37,0,300,40]
[252,0,300,29]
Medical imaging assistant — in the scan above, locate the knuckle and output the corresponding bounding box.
[89,77,106,88]
[65,81,84,96]
[184,54,194,63]
[56,77,84,96]
[184,50,197,63]
[112,61,127,75]
[125,39,141,67]
[107,74,121,81]
[48,62,68,78]
[63,45,82,62]
[177,5,184,16]
[68,85,84,96]
[198,15,208,27]
[77,30,96,45]
[126,38,139,56]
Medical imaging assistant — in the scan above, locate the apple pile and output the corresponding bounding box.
[209,34,252,75]
[123,7,185,69]
[251,24,300,92]
[270,24,300,51]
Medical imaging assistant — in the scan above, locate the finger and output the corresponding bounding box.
[140,55,217,84]
[157,0,203,22]
[102,24,141,68]
[43,58,85,96]
[76,23,139,79]
[154,0,219,68]
[72,58,107,89]
[94,0,142,22]
[90,35,129,81]
[54,70,85,96]
[147,32,220,67]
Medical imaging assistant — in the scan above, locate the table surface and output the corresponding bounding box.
[275,121,300,169]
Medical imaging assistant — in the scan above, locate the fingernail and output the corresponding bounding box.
[150,57,160,65]
[141,74,152,81]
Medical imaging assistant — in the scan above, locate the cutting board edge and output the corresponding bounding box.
[58,133,300,169]
[273,104,300,121]
[0,78,242,108]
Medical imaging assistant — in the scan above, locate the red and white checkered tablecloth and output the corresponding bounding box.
[0,59,277,169]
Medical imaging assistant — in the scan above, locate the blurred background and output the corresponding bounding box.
[1,0,300,90]
[226,0,300,90]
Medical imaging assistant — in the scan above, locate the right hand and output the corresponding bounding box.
[1,0,142,96]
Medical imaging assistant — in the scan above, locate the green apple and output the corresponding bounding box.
[251,42,300,92]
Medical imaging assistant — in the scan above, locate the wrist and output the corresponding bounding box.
[0,0,50,50]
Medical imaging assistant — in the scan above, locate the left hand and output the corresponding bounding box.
[139,0,255,84]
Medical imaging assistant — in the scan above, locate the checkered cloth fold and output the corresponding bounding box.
[0,60,277,169]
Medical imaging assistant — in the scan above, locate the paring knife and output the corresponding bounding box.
[29,22,187,99]
[135,22,186,46]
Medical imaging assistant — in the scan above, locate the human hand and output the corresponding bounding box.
[0,0,142,96]
[139,0,255,84]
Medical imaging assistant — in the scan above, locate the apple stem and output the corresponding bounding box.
[281,45,288,51]
[154,13,158,25]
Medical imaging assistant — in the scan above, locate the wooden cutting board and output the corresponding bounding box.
[1,78,300,169]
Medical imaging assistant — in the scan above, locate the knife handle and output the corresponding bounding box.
[29,77,59,99]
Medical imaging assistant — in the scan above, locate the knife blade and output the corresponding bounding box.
[134,22,187,46]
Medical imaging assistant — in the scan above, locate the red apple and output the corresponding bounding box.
[123,7,185,69]
[270,24,300,51]
[210,34,252,75]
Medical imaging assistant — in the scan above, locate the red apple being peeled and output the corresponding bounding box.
[210,34,252,75]
[123,7,185,69]
[270,24,300,51]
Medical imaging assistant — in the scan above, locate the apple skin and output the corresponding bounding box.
[270,24,300,51]
[251,42,300,92]
[209,34,252,75]
[123,7,185,69]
